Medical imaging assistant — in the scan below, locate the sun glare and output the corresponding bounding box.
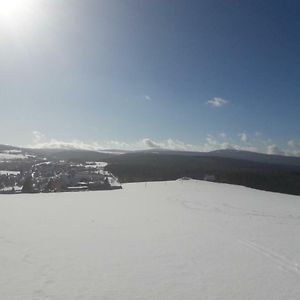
[0,0,35,29]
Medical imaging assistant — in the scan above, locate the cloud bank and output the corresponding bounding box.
[28,131,300,157]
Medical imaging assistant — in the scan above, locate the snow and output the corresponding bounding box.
[0,152,27,160]
[4,150,22,154]
[0,180,300,299]
[0,185,22,192]
[85,161,108,169]
[108,175,121,187]
[34,161,52,166]
[0,170,21,176]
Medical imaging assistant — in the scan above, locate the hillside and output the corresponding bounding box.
[105,152,300,195]
[1,180,300,299]
[1,144,300,195]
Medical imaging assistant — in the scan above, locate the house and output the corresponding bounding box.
[204,174,216,182]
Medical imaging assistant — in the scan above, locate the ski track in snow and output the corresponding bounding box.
[0,235,15,245]
[182,198,300,276]
[238,239,300,276]
[181,190,300,277]
[32,264,56,300]
[182,199,300,221]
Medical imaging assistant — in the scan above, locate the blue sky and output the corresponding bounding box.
[0,0,300,155]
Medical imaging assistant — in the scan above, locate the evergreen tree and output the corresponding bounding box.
[22,176,34,193]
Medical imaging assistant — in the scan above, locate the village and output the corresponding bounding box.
[0,160,121,194]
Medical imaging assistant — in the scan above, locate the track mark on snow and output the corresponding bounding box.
[0,236,15,245]
[239,239,300,275]
[182,200,300,221]
[33,264,56,300]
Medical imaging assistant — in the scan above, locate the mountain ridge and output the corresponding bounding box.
[1,144,300,167]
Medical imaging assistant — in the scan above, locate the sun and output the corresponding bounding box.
[0,0,28,19]
[0,0,35,29]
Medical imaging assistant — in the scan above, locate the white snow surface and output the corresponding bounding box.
[0,180,300,300]
[0,186,22,192]
[85,161,108,169]
[0,152,27,160]
[0,170,21,176]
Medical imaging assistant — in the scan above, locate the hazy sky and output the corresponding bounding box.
[1,0,300,155]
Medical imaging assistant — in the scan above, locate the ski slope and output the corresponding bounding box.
[0,180,300,299]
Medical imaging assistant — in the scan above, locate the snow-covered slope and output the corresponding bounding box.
[0,180,300,299]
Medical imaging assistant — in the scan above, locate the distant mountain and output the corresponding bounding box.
[208,149,300,167]
[25,148,118,161]
[1,144,300,167]
[1,144,300,195]
[0,144,119,162]
[130,148,300,168]
[0,144,21,151]
[105,151,300,195]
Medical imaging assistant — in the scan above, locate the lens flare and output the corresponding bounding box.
[0,0,36,30]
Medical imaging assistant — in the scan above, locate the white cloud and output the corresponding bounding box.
[255,132,262,137]
[164,139,195,151]
[144,95,151,101]
[142,138,195,151]
[203,135,239,152]
[30,139,133,152]
[29,134,200,153]
[27,131,300,157]
[288,139,300,149]
[32,131,45,144]
[267,144,284,156]
[206,97,229,108]
[28,134,244,153]
[239,132,248,143]
[242,146,259,152]
[286,140,300,157]
[142,138,161,149]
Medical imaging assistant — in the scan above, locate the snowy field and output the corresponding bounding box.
[0,170,21,176]
[0,152,27,161]
[0,180,300,300]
